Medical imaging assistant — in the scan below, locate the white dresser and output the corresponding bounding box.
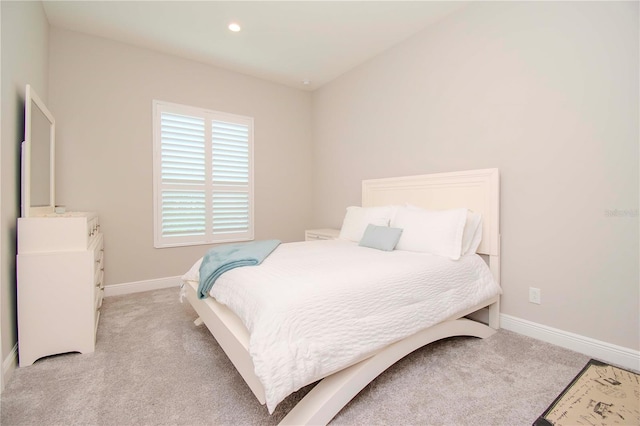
[17,212,104,367]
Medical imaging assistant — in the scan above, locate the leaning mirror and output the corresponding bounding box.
[21,84,56,217]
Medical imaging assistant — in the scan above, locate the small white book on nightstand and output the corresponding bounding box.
[304,228,340,241]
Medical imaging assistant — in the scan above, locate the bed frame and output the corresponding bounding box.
[184,168,500,425]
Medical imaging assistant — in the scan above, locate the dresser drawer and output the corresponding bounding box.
[94,286,104,311]
[94,267,104,289]
[18,212,99,253]
[92,234,105,315]
[91,234,104,266]
[88,216,100,239]
[94,310,101,334]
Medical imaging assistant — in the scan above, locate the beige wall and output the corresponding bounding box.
[48,28,313,286]
[1,1,49,367]
[312,2,639,350]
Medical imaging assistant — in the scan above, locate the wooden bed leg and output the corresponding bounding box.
[488,300,500,329]
[194,317,204,326]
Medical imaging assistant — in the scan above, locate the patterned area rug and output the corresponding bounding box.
[534,359,640,426]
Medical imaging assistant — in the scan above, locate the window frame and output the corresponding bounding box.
[152,100,254,248]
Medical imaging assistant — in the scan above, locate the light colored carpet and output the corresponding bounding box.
[1,287,591,425]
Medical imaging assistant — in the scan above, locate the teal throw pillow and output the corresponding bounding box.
[358,224,403,251]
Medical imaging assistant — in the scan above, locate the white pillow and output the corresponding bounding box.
[461,211,483,256]
[338,206,394,242]
[392,206,468,260]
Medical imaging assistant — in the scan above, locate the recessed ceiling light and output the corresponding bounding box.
[228,22,241,32]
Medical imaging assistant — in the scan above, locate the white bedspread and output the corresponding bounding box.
[184,240,501,413]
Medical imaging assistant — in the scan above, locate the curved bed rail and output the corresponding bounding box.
[280,314,497,425]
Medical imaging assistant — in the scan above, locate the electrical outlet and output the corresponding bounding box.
[529,287,541,304]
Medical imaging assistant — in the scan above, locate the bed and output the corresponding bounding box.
[182,168,501,425]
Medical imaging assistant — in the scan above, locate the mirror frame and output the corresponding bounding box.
[21,84,56,217]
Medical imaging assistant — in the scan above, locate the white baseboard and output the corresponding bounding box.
[104,276,182,297]
[501,313,640,372]
[2,343,18,391]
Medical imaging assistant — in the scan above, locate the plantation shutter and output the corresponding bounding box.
[211,120,250,236]
[160,113,206,240]
[153,101,254,248]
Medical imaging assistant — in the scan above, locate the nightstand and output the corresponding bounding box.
[305,228,340,241]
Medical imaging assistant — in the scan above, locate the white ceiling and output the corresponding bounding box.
[42,1,468,91]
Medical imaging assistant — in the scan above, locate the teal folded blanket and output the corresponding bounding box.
[197,239,281,299]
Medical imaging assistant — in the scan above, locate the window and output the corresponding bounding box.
[153,100,254,248]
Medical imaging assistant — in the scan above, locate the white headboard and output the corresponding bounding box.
[362,168,500,281]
